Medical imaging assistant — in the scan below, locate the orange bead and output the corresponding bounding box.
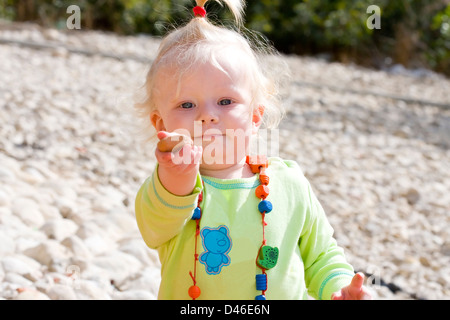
[188,285,201,300]
[259,174,269,185]
[255,185,269,199]
[246,155,268,173]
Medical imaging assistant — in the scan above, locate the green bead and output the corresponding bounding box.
[257,245,279,270]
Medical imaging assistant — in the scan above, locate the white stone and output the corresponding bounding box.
[23,241,70,267]
[11,197,45,228]
[40,219,78,241]
[118,237,159,266]
[112,289,155,300]
[0,166,15,181]
[117,267,160,297]
[75,280,112,300]
[107,211,139,235]
[53,198,77,219]
[0,230,15,256]
[83,235,116,256]
[93,251,143,285]
[0,263,4,283]
[61,235,93,260]
[39,203,62,220]
[2,256,36,275]
[0,189,10,206]
[4,272,34,287]
[14,289,51,300]
[46,284,77,300]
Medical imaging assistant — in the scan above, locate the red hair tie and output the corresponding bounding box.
[193,6,206,17]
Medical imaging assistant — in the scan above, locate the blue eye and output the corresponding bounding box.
[218,99,233,106]
[180,102,195,109]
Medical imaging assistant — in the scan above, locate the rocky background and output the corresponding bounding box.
[0,22,449,300]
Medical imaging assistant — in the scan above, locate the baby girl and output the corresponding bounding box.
[135,0,371,300]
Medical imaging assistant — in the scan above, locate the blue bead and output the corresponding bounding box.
[191,207,201,220]
[258,200,272,214]
[255,274,267,291]
[255,294,266,300]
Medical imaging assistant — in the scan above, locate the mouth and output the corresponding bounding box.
[193,133,224,141]
[202,134,223,139]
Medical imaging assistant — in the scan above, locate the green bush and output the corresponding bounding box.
[2,0,449,76]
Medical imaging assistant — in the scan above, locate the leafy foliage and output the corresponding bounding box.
[2,0,449,75]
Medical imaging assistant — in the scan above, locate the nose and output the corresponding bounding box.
[199,103,219,124]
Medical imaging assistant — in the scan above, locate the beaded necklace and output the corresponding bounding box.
[188,155,278,300]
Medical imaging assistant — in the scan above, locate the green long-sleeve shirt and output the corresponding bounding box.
[135,157,354,299]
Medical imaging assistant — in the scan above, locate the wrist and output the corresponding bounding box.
[157,164,199,196]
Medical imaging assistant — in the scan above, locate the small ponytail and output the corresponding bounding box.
[194,0,245,26]
[195,0,208,6]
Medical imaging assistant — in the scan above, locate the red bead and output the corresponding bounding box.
[255,185,269,199]
[188,285,201,299]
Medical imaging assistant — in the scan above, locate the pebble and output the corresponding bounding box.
[0,22,448,300]
[46,284,77,300]
[61,235,93,260]
[11,197,45,228]
[13,289,51,300]
[40,219,78,241]
[23,241,70,268]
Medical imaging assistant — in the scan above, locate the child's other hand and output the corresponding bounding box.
[155,131,201,176]
[331,272,372,300]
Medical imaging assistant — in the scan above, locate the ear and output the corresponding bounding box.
[252,105,264,133]
[202,229,211,237]
[150,110,166,132]
[218,226,228,234]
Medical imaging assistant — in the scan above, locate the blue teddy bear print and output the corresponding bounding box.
[199,225,232,275]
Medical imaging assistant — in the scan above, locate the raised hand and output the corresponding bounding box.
[155,131,202,196]
[331,272,372,300]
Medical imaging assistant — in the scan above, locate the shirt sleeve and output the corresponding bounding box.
[299,177,355,300]
[135,165,203,249]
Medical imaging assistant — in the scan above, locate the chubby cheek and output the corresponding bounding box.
[230,112,254,134]
[162,114,195,135]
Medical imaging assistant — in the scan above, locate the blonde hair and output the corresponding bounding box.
[134,0,286,142]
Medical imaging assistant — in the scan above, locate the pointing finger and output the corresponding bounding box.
[350,272,365,289]
[157,131,170,140]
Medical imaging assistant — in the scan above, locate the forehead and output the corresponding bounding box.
[154,44,256,91]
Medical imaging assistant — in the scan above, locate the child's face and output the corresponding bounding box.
[150,51,262,168]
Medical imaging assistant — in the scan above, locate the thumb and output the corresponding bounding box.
[350,272,365,289]
[157,131,170,140]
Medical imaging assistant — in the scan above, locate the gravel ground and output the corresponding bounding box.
[0,22,449,300]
